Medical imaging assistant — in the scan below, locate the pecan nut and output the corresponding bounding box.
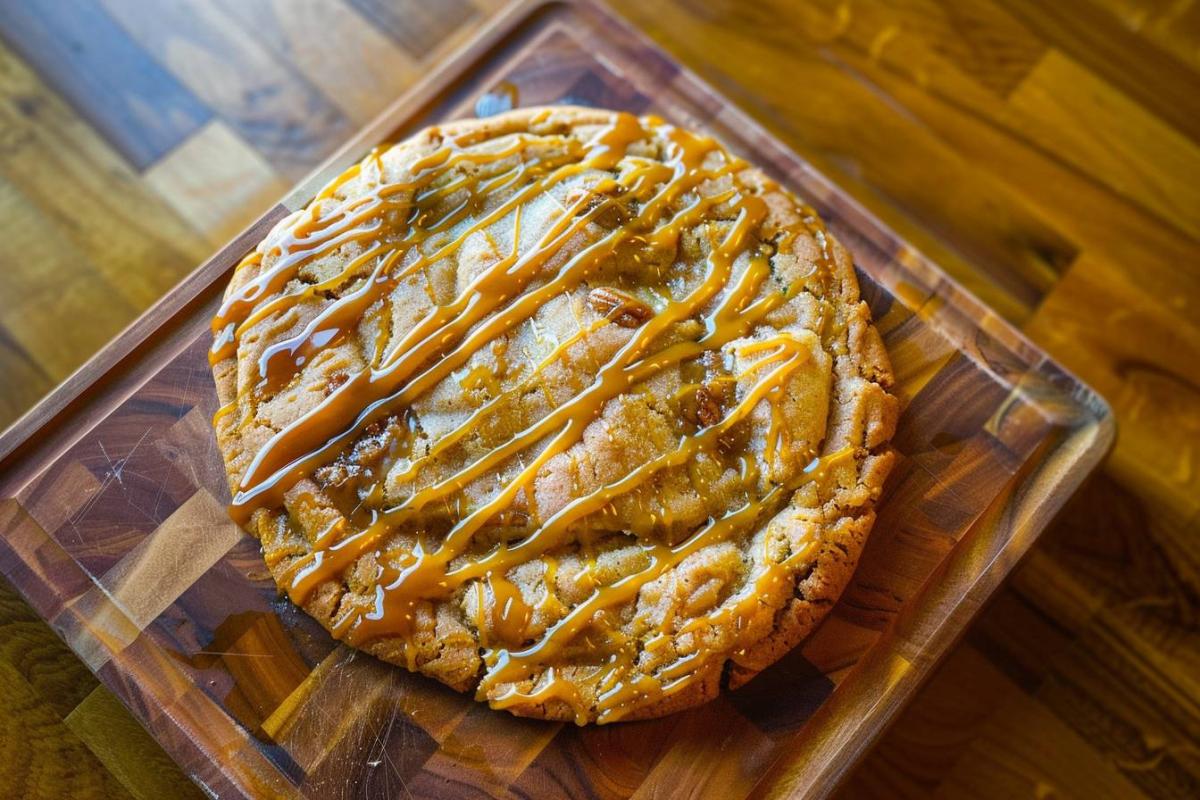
[587,287,653,328]
[695,384,723,427]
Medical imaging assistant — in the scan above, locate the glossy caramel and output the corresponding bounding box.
[213,110,853,723]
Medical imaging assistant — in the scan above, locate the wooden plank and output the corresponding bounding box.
[711,5,1200,334]
[0,327,53,429]
[0,659,135,800]
[1034,630,1200,799]
[608,0,1080,323]
[970,471,1200,798]
[98,0,355,179]
[215,0,421,125]
[967,580,1081,692]
[784,0,1048,99]
[1024,493,1200,727]
[933,689,1148,799]
[1003,0,1200,142]
[0,577,100,719]
[1024,256,1200,521]
[1085,0,1200,69]
[1090,0,1200,70]
[144,120,290,247]
[0,177,139,382]
[833,644,1027,799]
[0,1,210,170]
[64,686,206,800]
[723,4,1200,245]
[0,38,209,313]
[348,0,480,57]
[1007,50,1200,239]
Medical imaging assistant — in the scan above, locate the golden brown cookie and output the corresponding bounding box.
[211,106,897,724]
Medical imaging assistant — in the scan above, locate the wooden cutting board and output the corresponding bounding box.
[0,1,1112,798]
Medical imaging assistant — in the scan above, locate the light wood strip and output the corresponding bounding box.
[0,38,209,312]
[98,0,355,179]
[933,688,1147,799]
[22,461,104,540]
[1008,50,1200,239]
[95,490,244,633]
[609,0,1080,323]
[1004,0,1200,142]
[64,686,206,800]
[0,659,135,800]
[0,178,138,381]
[215,0,421,125]
[348,0,480,58]
[58,490,243,671]
[144,120,290,248]
[1024,256,1200,522]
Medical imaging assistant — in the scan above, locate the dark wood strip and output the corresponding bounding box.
[0,0,210,170]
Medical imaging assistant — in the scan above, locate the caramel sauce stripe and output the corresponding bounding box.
[214,111,852,723]
[310,200,768,632]
[229,120,699,513]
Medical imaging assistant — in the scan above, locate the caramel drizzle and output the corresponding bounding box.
[229,126,699,517]
[214,111,849,723]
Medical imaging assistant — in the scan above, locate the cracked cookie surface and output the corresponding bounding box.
[211,106,897,724]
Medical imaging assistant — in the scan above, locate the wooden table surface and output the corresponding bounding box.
[0,1,1195,798]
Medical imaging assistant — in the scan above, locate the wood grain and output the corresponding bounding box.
[214,0,421,125]
[0,32,210,352]
[0,658,135,800]
[0,0,211,169]
[348,0,480,55]
[0,1,1194,799]
[144,120,290,247]
[64,686,207,800]
[0,177,139,380]
[0,3,1110,798]
[96,0,356,179]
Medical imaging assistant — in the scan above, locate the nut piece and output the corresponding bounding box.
[587,287,653,328]
[695,384,723,427]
